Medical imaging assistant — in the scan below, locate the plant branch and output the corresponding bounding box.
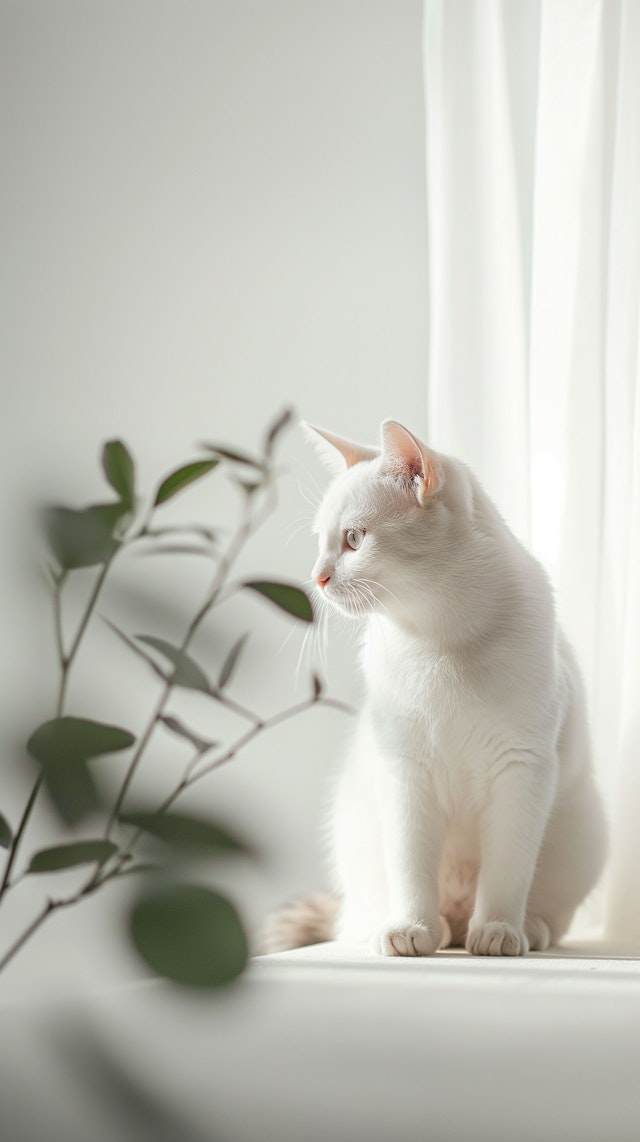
[0,861,113,975]
[97,692,353,890]
[0,773,43,901]
[53,574,66,687]
[183,695,353,790]
[58,554,115,713]
[212,690,263,727]
[0,898,57,974]
[0,697,350,965]
[106,685,170,836]
[108,478,278,831]
[0,434,338,977]
[0,553,118,905]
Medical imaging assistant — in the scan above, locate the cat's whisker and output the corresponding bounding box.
[286,514,315,545]
[298,461,327,503]
[351,577,391,622]
[349,584,371,619]
[321,602,332,673]
[357,576,401,608]
[355,587,370,613]
[294,622,315,687]
[307,588,330,677]
[314,591,330,678]
[297,478,321,514]
[276,619,304,658]
[353,579,381,610]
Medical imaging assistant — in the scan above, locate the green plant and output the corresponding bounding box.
[0,410,347,988]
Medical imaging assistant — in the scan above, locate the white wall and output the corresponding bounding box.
[0,0,428,992]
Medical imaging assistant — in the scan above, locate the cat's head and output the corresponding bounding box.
[305,420,469,620]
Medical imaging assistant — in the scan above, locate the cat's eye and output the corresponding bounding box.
[345,528,365,551]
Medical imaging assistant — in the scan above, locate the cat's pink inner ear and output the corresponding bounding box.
[303,423,378,469]
[380,420,438,503]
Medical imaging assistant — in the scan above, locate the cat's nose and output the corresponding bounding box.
[316,573,330,589]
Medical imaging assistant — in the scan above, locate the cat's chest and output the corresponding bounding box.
[363,625,474,754]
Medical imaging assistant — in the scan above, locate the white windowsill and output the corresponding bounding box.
[1,939,638,1142]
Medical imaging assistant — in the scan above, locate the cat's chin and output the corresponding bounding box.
[322,591,376,619]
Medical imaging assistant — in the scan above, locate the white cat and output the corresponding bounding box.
[267,420,607,957]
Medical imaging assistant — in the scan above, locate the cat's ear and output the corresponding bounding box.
[380,420,440,505]
[301,422,379,472]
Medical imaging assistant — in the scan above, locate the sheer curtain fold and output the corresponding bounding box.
[424,0,533,537]
[423,0,640,944]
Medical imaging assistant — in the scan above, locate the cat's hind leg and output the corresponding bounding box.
[438,915,453,949]
[526,662,607,950]
[525,770,607,949]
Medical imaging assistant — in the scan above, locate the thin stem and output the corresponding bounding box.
[0,898,56,974]
[213,690,263,727]
[182,746,207,785]
[58,555,114,713]
[0,774,43,900]
[53,575,66,688]
[184,475,278,644]
[205,580,241,609]
[183,503,254,641]
[130,502,155,541]
[106,684,170,835]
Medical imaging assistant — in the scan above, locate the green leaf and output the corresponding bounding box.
[27,717,136,764]
[218,633,249,690]
[28,840,118,873]
[154,460,219,506]
[43,503,124,569]
[39,756,99,824]
[102,440,135,508]
[27,716,136,825]
[0,813,13,849]
[199,443,265,470]
[120,811,250,855]
[129,883,248,988]
[244,581,314,623]
[159,715,216,753]
[136,636,211,693]
[264,407,293,456]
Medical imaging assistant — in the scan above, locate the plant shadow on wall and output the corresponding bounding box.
[0,410,348,989]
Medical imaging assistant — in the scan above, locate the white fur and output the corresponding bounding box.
[310,421,607,957]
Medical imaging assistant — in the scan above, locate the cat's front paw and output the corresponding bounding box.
[466,920,528,957]
[373,921,439,957]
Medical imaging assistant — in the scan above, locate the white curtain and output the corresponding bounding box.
[423,0,640,946]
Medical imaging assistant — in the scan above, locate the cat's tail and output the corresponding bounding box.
[259,893,339,954]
